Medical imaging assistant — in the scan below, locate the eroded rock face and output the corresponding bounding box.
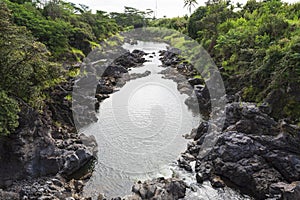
[0,48,150,199]
[8,176,90,200]
[181,103,300,199]
[269,181,300,200]
[0,106,97,189]
[75,48,148,122]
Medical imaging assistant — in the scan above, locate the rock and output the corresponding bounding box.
[95,94,109,102]
[129,70,151,81]
[159,44,300,200]
[178,157,192,172]
[102,65,127,78]
[132,49,145,56]
[111,198,122,200]
[96,83,113,94]
[211,176,225,188]
[196,173,204,184]
[51,179,63,187]
[183,103,300,199]
[188,78,204,86]
[115,50,146,67]
[61,148,93,177]
[131,178,187,200]
[0,189,19,200]
[97,193,105,200]
[194,121,209,141]
[263,150,300,182]
[269,181,300,200]
[177,82,193,95]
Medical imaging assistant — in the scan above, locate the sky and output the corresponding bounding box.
[67,0,299,18]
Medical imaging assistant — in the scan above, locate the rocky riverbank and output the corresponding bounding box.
[2,45,299,200]
[0,47,149,200]
[158,48,300,200]
[0,84,97,200]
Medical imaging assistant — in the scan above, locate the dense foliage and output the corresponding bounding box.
[149,16,188,33]
[0,2,62,135]
[0,0,122,136]
[4,0,119,60]
[110,6,153,28]
[185,0,300,122]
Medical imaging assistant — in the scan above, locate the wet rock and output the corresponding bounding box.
[131,178,187,200]
[115,50,146,67]
[102,65,127,78]
[195,162,213,181]
[132,49,146,56]
[96,83,114,94]
[95,94,109,102]
[61,148,93,177]
[185,103,300,199]
[178,157,192,172]
[129,70,151,81]
[196,173,204,184]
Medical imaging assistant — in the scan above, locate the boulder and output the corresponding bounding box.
[131,178,187,200]
[184,103,300,199]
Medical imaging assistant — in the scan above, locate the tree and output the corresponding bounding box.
[184,0,198,14]
[0,2,61,135]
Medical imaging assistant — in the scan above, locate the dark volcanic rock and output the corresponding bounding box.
[96,83,114,94]
[114,51,146,68]
[269,181,300,199]
[182,102,300,199]
[102,65,128,78]
[130,178,187,200]
[188,77,204,86]
[0,78,97,199]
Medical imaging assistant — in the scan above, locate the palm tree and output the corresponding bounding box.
[184,0,198,14]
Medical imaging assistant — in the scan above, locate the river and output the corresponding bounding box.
[81,41,251,200]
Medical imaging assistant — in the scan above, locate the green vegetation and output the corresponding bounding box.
[0,0,299,136]
[150,0,300,122]
[110,6,153,28]
[0,0,123,136]
[0,1,62,135]
[4,0,119,61]
[184,0,300,122]
[149,17,188,33]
